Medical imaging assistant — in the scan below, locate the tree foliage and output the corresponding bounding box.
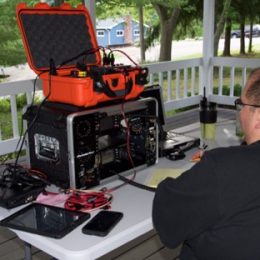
[0,0,82,66]
[150,0,203,61]
[214,0,232,56]
[222,0,260,56]
[0,0,259,66]
[0,0,30,66]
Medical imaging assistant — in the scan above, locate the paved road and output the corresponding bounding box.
[118,37,260,63]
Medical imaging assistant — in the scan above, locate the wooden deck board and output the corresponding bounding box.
[0,227,52,260]
[112,234,164,260]
[144,246,181,260]
[97,230,181,260]
[0,226,180,260]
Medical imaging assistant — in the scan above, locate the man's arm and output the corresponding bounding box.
[152,152,220,248]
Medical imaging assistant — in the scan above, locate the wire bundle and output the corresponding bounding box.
[64,189,113,212]
[0,163,48,188]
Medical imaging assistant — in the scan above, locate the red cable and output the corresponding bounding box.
[64,189,113,213]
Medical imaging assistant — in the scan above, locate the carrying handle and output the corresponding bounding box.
[102,77,133,97]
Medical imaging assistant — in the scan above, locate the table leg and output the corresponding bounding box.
[24,242,32,260]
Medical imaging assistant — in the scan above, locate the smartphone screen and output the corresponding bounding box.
[82,210,123,236]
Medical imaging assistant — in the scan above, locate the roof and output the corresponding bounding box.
[96,18,125,30]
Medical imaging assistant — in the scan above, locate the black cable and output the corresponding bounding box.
[58,47,101,68]
[13,72,52,169]
[14,71,46,153]
[4,68,53,183]
[1,163,48,187]
[0,71,53,201]
[108,49,138,66]
[117,174,156,192]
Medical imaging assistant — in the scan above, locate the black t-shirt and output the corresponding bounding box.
[152,141,260,260]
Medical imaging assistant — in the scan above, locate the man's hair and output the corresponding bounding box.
[245,68,260,104]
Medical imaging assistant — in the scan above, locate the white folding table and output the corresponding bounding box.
[0,118,240,260]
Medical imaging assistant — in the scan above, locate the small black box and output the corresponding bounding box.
[0,184,45,209]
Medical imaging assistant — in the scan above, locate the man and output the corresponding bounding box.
[152,68,260,260]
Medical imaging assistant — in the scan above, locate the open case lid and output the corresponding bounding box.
[16,2,101,74]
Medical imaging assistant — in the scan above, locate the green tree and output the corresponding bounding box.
[95,0,203,62]
[223,17,232,56]
[231,0,251,55]
[132,0,152,62]
[246,0,260,53]
[222,3,238,57]
[150,0,181,61]
[96,0,153,62]
[149,0,204,61]
[0,0,29,66]
[138,5,146,61]
[223,0,260,57]
[214,0,232,56]
[0,0,82,66]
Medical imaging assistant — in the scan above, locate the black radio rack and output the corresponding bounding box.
[23,98,158,189]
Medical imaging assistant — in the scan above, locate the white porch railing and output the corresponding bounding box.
[210,57,260,105]
[0,57,260,156]
[0,79,42,156]
[145,58,203,111]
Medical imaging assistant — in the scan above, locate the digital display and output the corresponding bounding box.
[0,203,90,239]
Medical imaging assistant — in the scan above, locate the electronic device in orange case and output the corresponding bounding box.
[16,2,148,107]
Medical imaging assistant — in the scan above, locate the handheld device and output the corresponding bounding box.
[82,210,123,236]
[0,203,90,239]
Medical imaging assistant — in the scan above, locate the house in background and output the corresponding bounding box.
[96,16,149,47]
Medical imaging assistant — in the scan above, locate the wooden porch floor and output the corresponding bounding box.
[0,226,181,260]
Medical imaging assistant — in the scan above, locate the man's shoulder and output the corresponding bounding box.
[206,141,260,159]
[209,144,242,154]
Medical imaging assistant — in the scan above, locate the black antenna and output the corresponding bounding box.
[49,58,57,75]
[203,86,207,101]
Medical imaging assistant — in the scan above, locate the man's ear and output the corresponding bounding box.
[255,109,260,129]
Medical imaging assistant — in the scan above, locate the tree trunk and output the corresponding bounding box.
[223,18,231,56]
[240,22,246,55]
[248,21,253,53]
[138,5,146,62]
[159,20,174,61]
[214,0,232,56]
[54,0,64,6]
[152,3,180,61]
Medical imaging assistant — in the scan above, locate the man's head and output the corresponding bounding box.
[240,68,260,144]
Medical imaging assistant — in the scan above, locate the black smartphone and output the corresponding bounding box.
[82,210,123,237]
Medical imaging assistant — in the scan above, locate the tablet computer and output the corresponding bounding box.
[0,203,90,239]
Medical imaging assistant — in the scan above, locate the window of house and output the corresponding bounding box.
[97,30,105,37]
[116,30,124,37]
[134,29,140,36]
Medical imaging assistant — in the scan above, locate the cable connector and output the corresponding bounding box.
[108,52,115,66]
[102,51,109,66]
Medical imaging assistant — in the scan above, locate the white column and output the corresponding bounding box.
[83,0,96,30]
[202,0,215,96]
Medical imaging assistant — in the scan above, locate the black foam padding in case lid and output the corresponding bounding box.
[20,13,98,70]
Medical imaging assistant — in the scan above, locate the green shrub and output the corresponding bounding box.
[0,98,10,112]
[16,94,27,109]
[234,84,242,96]
[0,150,26,163]
[33,95,43,105]
[0,94,29,112]
[222,85,230,96]
[213,84,242,97]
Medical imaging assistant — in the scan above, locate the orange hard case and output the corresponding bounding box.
[16,2,147,107]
